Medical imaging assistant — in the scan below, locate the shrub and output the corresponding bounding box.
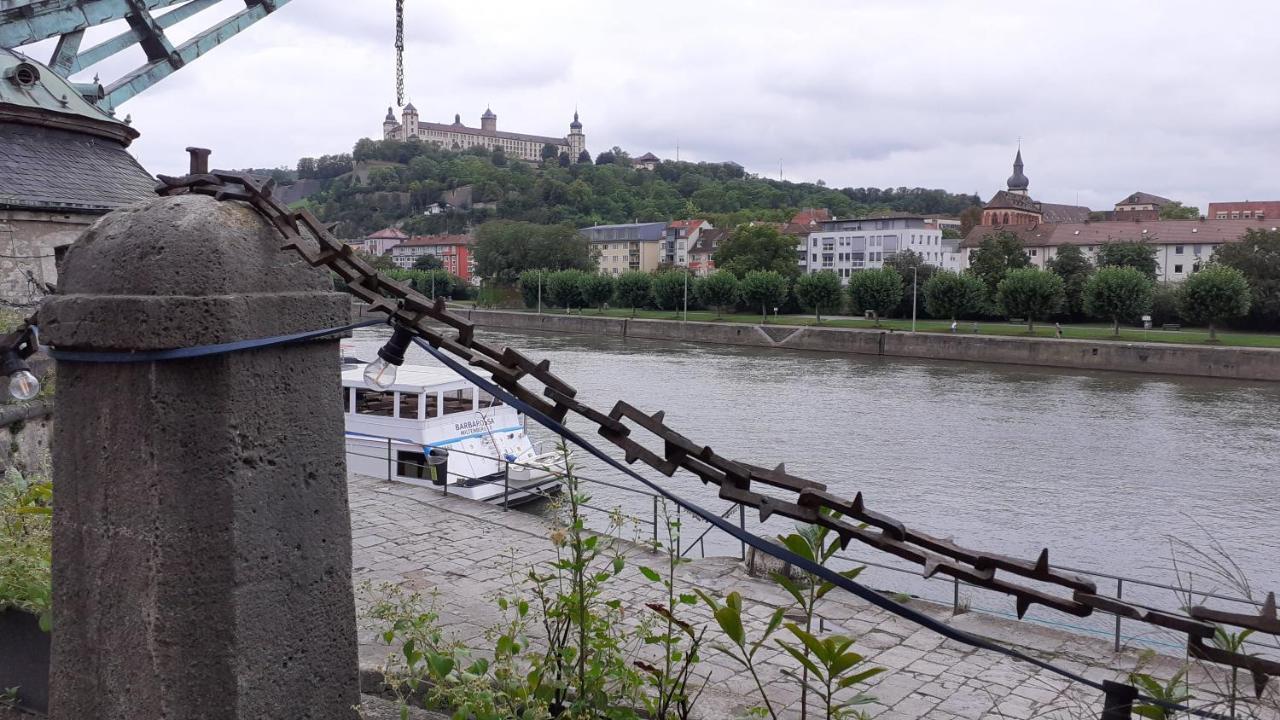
[739,270,790,321]
[1083,266,1154,335]
[0,468,53,631]
[579,273,615,312]
[997,267,1064,333]
[696,270,740,318]
[546,269,588,311]
[652,270,692,312]
[847,267,903,325]
[518,269,550,309]
[794,271,844,324]
[1150,284,1181,326]
[1178,264,1252,341]
[923,271,987,321]
[614,271,653,317]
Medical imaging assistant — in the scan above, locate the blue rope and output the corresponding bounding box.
[46,318,383,363]
[411,335,1230,720]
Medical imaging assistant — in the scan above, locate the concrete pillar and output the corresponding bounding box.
[39,192,359,719]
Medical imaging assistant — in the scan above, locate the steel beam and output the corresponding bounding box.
[0,0,189,48]
[68,0,218,73]
[47,26,82,73]
[101,0,290,111]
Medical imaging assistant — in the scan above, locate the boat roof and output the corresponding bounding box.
[341,363,474,393]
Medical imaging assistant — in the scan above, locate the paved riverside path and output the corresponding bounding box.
[349,474,1270,719]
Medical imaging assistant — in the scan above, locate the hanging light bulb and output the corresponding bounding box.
[8,369,39,401]
[1,345,39,401]
[363,325,413,391]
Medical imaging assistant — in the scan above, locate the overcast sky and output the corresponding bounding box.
[32,0,1280,213]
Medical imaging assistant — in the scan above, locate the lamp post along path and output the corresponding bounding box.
[912,266,919,332]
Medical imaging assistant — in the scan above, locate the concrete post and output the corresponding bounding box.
[39,192,359,718]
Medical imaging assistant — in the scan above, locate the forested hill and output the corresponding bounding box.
[288,138,983,237]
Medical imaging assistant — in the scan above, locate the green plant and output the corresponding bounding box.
[1178,264,1252,341]
[795,271,844,324]
[579,273,616,313]
[546,270,589,312]
[0,467,53,631]
[524,444,641,717]
[697,590,787,719]
[847,268,903,325]
[923,271,987,321]
[615,271,654,317]
[777,624,882,720]
[519,269,550,309]
[1084,266,1154,335]
[1127,652,1192,720]
[772,520,868,719]
[740,270,790,322]
[997,267,1065,333]
[695,270,740,318]
[635,509,706,720]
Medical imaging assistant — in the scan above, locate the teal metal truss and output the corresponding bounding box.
[0,0,292,112]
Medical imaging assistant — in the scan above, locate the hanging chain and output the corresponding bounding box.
[394,0,405,107]
[148,167,1280,702]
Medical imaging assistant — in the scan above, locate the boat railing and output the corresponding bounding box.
[346,442,1266,654]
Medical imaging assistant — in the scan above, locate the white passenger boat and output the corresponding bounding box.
[342,361,565,504]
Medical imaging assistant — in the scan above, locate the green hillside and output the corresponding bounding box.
[291,138,981,237]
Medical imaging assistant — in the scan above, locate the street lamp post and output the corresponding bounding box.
[911,266,919,332]
[537,272,542,315]
[683,270,688,322]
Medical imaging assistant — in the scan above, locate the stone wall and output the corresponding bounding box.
[0,399,53,477]
[451,309,1280,382]
[0,210,95,306]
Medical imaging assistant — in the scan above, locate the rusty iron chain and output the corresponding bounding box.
[151,166,1278,699]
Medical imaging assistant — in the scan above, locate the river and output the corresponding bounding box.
[348,326,1280,645]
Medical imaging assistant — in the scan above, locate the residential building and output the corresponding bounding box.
[922,215,962,233]
[582,222,668,275]
[352,227,408,256]
[799,214,951,282]
[1,48,155,305]
[1113,192,1172,220]
[389,234,475,281]
[1207,201,1280,221]
[665,219,713,266]
[688,228,729,276]
[791,208,833,226]
[960,219,1277,283]
[635,152,660,171]
[382,104,585,162]
[981,150,1091,226]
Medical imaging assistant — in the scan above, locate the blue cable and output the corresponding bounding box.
[410,335,1230,720]
[46,318,384,363]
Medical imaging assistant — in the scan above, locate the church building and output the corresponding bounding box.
[382,104,585,162]
[981,150,1091,226]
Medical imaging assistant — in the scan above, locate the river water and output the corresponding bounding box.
[348,326,1280,643]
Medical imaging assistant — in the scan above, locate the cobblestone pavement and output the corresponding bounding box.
[350,474,1276,720]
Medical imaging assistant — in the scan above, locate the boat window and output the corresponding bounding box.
[442,388,474,415]
[341,387,351,413]
[398,392,421,420]
[478,389,503,409]
[396,451,430,480]
[355,389,396,416]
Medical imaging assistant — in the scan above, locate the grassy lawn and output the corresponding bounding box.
[479,305,1280,349]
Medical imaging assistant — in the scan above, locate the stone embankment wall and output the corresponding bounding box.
[417,306,1280,382]
[0,399,53,476]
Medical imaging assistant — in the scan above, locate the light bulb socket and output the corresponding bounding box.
[376,326,414,367]
[0,350,30,378]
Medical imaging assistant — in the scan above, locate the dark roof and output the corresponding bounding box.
[636,152,660,162]
[1006,149,1029,191]
[570,111,582,130]
[1116,191,1173,207]
[419,120,566,146]
[395,233,472,248]
[961,219,1277,249]
[481,107,496,119]
[403,102,417,113]
[690,228,729,255]
[1038,202,1091,223]
[0,123,154,212]
[984,190,1039,212]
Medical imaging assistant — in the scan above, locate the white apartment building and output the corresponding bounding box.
[799,215,960,282]
[958,219,1276,283]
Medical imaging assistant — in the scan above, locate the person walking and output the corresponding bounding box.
[950,320,958,333]
[1055,322,1063,339]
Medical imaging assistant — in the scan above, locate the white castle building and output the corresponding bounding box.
[382,104,586,162]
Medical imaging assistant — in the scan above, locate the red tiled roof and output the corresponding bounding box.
[960,219,1276,249]
[791,208,832,225]
[667,219,709,231]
